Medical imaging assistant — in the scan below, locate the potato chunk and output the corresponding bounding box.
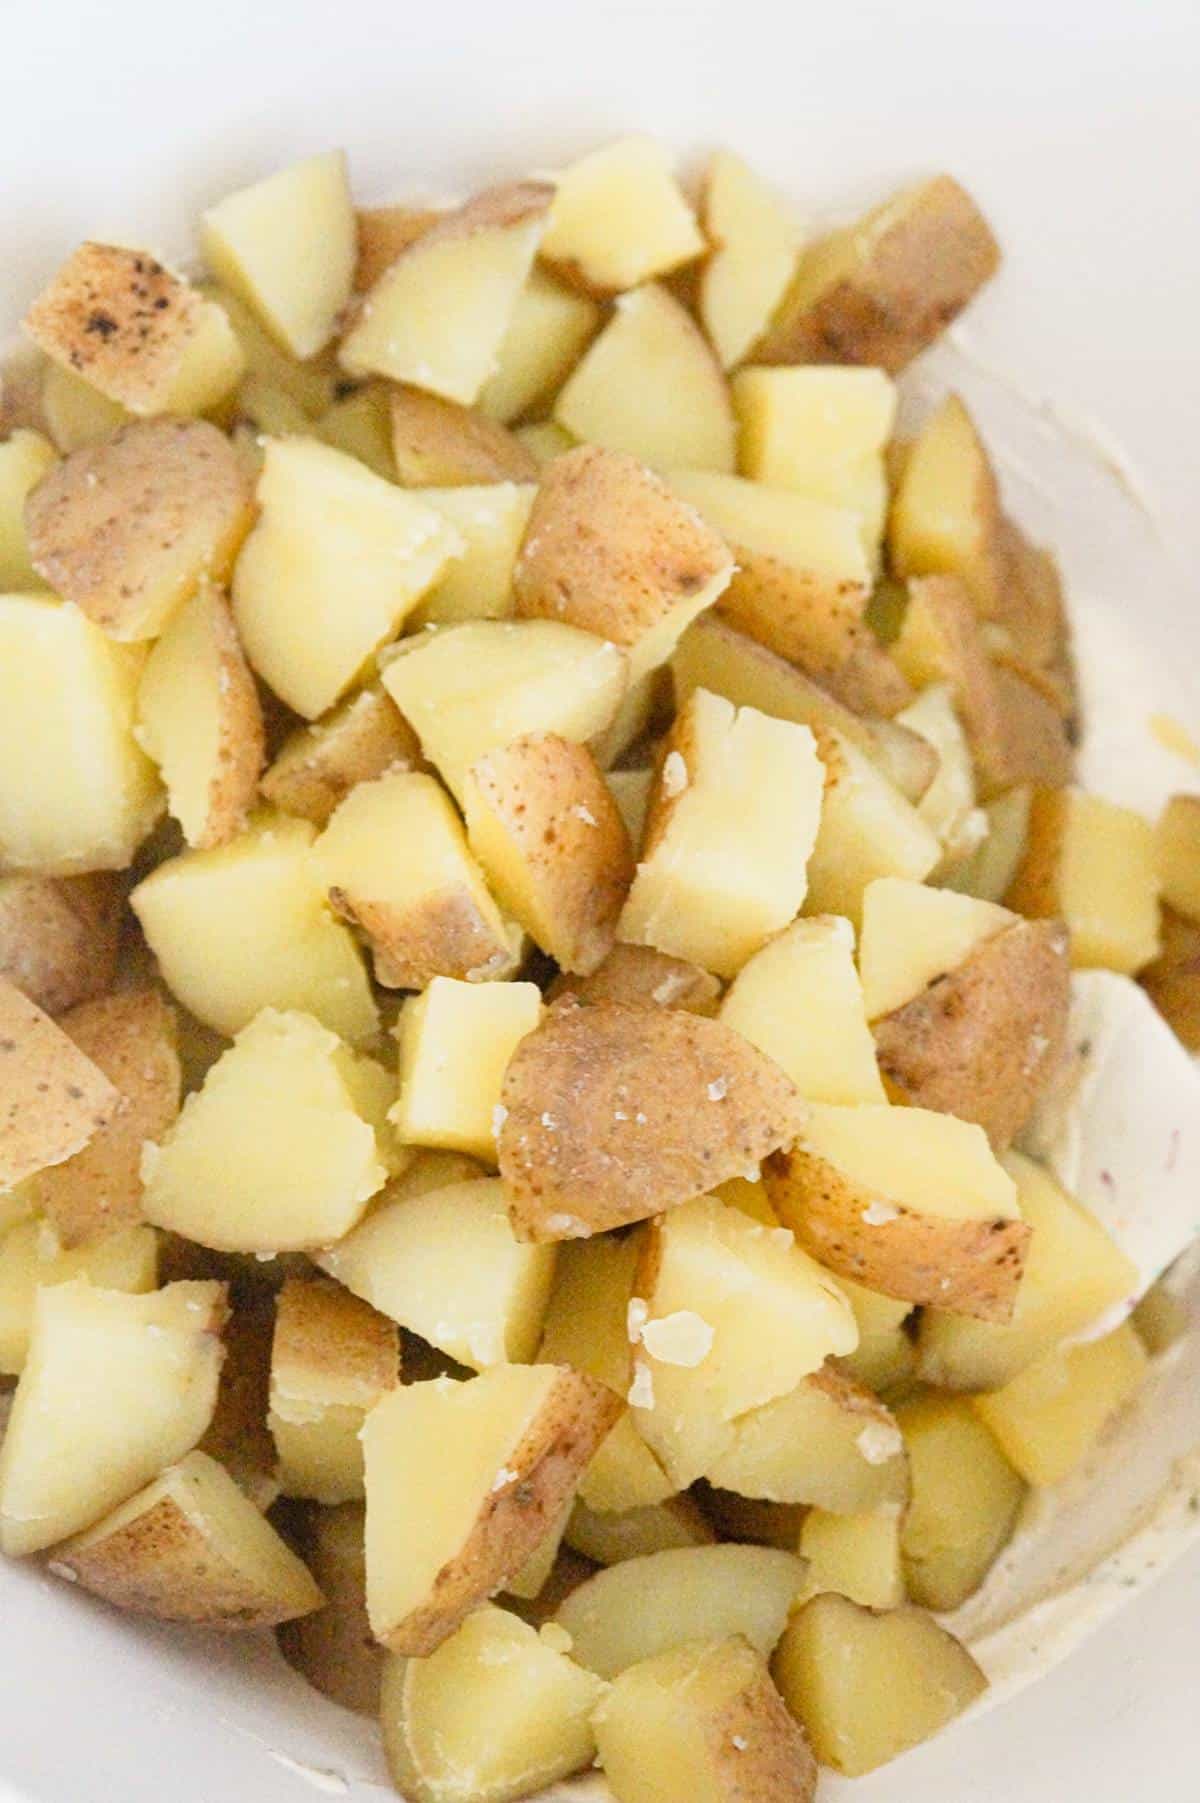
[260,684,423,827]
[277,1501,381,1714]
[765,1103,1026,1320]
[362,1362,620,1654]
[799,1506,905,1610]
[566,1494,714,1565]
[835,1275,915,1393]
[232,437,461,719]
[773,1594,987,1775]
[555,283,736,471]
[24,243,244,415]
[393,979,542,1159]
[804,729,941,925]
[754,175,999,372]
[1142,905,1200,1052]
[412,482,535,627]
[541,137,703,294]
[699,150,801,370]
[857,875,1011,1020]
[268,1276,399,1503]
[354,205,442,290]
[1007,785,1161,975]
[0,1277,226,1555]
[548,942,720,1017]
[896,1392,1024,1609]
[0,592,162,873]
[0,428,56,588]
[734,366,896,495]
[1156,794,1200,921]
[0,1218,158,1374]
[0,872,122,1017]
[142,1009,387,1252]
[897,681,984,869]
[385,387,534,488]
[381,1604,603,1803]
[890,392,1007,613]
[201,151,356,359]
[0,975,119,1189]
[499,1001,807,1240]
[136,584,264,848]
[478,268,600,424]
[314,772,522,988]
[973,1321,1148,1487]
[51,1450,322,1626]
[340,182,551,403]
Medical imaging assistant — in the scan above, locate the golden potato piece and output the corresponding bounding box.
[0,427,57,588]
[897,681,984,870]
[541,137,704,295]
[39,360,129,452]
[857,877,1010,1021]
[733,366,896,502]
[945,784,1033,904]
[0,975,120,1190]
[354,205,442,292]
[799,1506,905,1610]
[478,268,600,425]
[565,1494,714,1566]
[1141,905,1200,1052]
[278,1501,381,1714]
[547,942,721,1016]
[0,873,123,1017]
[835,1275,915,1394]
[196,1294,278,1511]
[499,1000,808,1240]
[772,1593,987,1775]
[972,1320,1148,1488]
[316,381,395,479]
[411,481,535,628]
[1155,794,1200,922]
[889,392,1007,615]
[804,728,941,925]
[261,685,421,828]
[394,980,543,1161]
[896,1392,1024,1609]
[699,150,801,370]
[754,175,999,372]
[362,1362,620,1654]
[1006,785,1161,974]
[0,1219,158,1376]
[51,1449,322,1626]
[388,385,538,486]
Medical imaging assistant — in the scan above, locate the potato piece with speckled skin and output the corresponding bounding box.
[389,386,538,486]
[546,943,721,1015]
[1006,786,1160,974]
[260,686,423,829]
[277,1501,381,1714]
[1141,906,1200,1052]
[354,207,442,292]
[0,874,123,1017]
[0,976,120,1190]
[498,1000,808,1241]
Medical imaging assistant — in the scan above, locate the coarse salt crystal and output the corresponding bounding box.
[540,1111,558,1130]
[707,1077,728,1102]
[861,1200,899,1226]
[640,1310,715,1368]
[491,1466,518,1492]
[491,1104,508,1138]
[856,1421,904,1466]
[661,750,688,797]
[572,804,598,827]
[731,1735,748,1752]
[628,1359,655,1409]
[626,1297,649,1342]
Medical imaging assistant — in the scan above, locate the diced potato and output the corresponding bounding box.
[232,437,462,719]
[555,284,736,472]
[704,1366,909,1513]
[0,872,122,1019]
[628,1195,858,1486]
[318,381,395,479]
[131,813,377,1043]
[412,482,534,626]
[0,1277,226,1555]
[946,784,1032,903]
[1156,795,1200,922]
[465,735,633,974]
[0,592,162,873]
[835,1277,916,1394]
[1141,905,1200,1053]
[619,689,824,977]
[388,386,536,486]
[381,1604,603,1803]
[0,1218,158,1374]
[268,1276,399,1503]
[973,1321,1148,1488]
[515,446,733,687]
[24,243,245,415]
[1006,786,1161,974]
[136,584,264,848]
[142,1008,388,1252]
[0,428,56,588]
[541,137,704,294]
[362,1363,620,1654]
[203,283,338,418]
[720,916,885,1104]
[0,975,120,1189]
[694,1489,805,1548]
[502,1500,572,1603]
[896,682,983,866]
[354,205,442,291]
[232,375,312,444]
[754,175,999,373]
[314,772,522,988]
[590,668,664,772]
[39,361,129,452]
[890,393,1008,613]
[858,877,1012,1019]
[548,940,720,1017]
[773,1593,987,1776]
[896,1392,1024,1609]
[712,1172,780,1227]
[499,1000,807,1240]
[554,1542,807,1678]
[50,1450,322,1626]
[201,151,356,359]
[277,1501,381,1714]
[261,684,423,827]
[698,150,801,370]
[765,1103,1027,1321]
[195,1294,278,1510]
[566,1494,714,1565]
[381,620,627,807]
[804,729,941,926]
[340,182,552,403]
[478,269,600,423]
[394,980,542,1159]
[799,1506,905,1609]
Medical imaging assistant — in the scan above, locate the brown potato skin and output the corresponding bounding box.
[278,1501,382,1714]
[272,1276,400,1405]
[197,1294,279,1510]
[871,918,1070,1149]
[260,686,423,829]
[499,1000,808,1240]
[1141,905,1200,1053]
[0,873,123,1016]
[388,385,538,485]
[0,974,120,1189]
[333,882,518,991]
[354,206,442,292]
[196,588,266,849]
[547,943,721,1015]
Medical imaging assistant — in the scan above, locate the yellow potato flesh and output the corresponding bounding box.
[857,876,1012,1019]
[973,1321,1148,1487]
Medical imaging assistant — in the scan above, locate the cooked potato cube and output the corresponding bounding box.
[804,729,941,925]
[0,1218,158,1374]
[39,360,129,452]
[858,877,1013,1019]
[381,1604,603,1803]
[946,784,1033,903]
[412,482,535,627]
[0,592,162,873]
[566,1494,714,1566]
[394,980,542,1158]
[620,689,824,977]
[232,437,462,719]
[203,283,338,418]
[381,620,627,807]
[388,386,537,486]
[318,1174,556,1370]
[354,205,442,291]
[142,1008,387,1252]
[515,447,733,686]
[698,150,801,370]
[516,420,576,468]
[896,681,983,867]
[834,1275,915,1393]
[555,283,736,472]
[278,1501,381,1714]
[0,428,56,588]
[973,1321,1148,1488]
[1141,905,1200,1052]
[754,175,999,373]
[0,872,122,1017]
[261,684,423,827]
[201,151,356,359]
[721,916,885,1104]
[499,1000,807,1240]
[890,393,1008,613]
[316,381,395,479]
[766,1103,1026,1320]
[799,1506,905,1610]
[1156,795,1200,922]
[0,1277,226,1555]
[773,1593,987,1775]
[555,1542,807,1678]
[896,1392,1024,1608]
[51,1449,322,1626]
[478,268,600,423]
[362,1362,620,1654]
[541,137,703,294]
[268,1276,399,1504]
[1006,786,1161,974]
[340,182,552,403]
[548,941,720,1017]
[136,584,264,848]
[131,813,377,1042]
[0,975,119,1189]
[25,243,244,415]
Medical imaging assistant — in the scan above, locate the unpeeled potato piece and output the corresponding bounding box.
[0,873,123,1017]
[388,386,538,486]
[546,942,721,1015]
[260,685,424,828]
[1141,905,1200,1052]
[277,1501,381,1715]
[0,975,120,1191]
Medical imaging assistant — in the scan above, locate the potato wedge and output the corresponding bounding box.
[0,873,122,1017]
[268,1277,399,1504]
[1141,904,1200,1052]
[362,1363,620,1654]
[765,1103,1027,1321]
[1006,786,1161,974]
[565,1494,714,1566]
[889,393,1007,614]
[799,1506,905,1610]
[754,175,999,372]
[260,684,423,827]
[0,1218,158,1374]
[0,427,56,588]
[381,1604,603,1803]
[393,981,543,1159]
[39,360,129,452]
[698,150,801,370]
[973,1321,1148,1488]
[0,1277,227,1555]
[896,1392,1024,1609]
[354,205,442,292]
[499,1000,808,1240]
[388,385,537,485]
[0,975,120,1190]
[478,268,600,424]
[411,482,535,628]
[541,137,704,294]
[277,1501,381,1714]
[834,1275,916,1394]
[804,728,941,925]
[547,942,721,1016]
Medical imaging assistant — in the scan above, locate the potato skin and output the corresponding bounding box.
[498,1000,808,1240]
[1141,906,1200,1053]
[0,873,123,1016]
[355,206,442,291]
[389,386,538,485]
[546,943,721,1015]
[260,686,423,829]
[338,884,518,992]
[0,974,120,1189]
[871,918,1070,1148]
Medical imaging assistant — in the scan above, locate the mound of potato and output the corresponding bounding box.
[0,128,1184,1803]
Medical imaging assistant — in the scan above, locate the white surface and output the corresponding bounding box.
[2,2,1199,1800]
